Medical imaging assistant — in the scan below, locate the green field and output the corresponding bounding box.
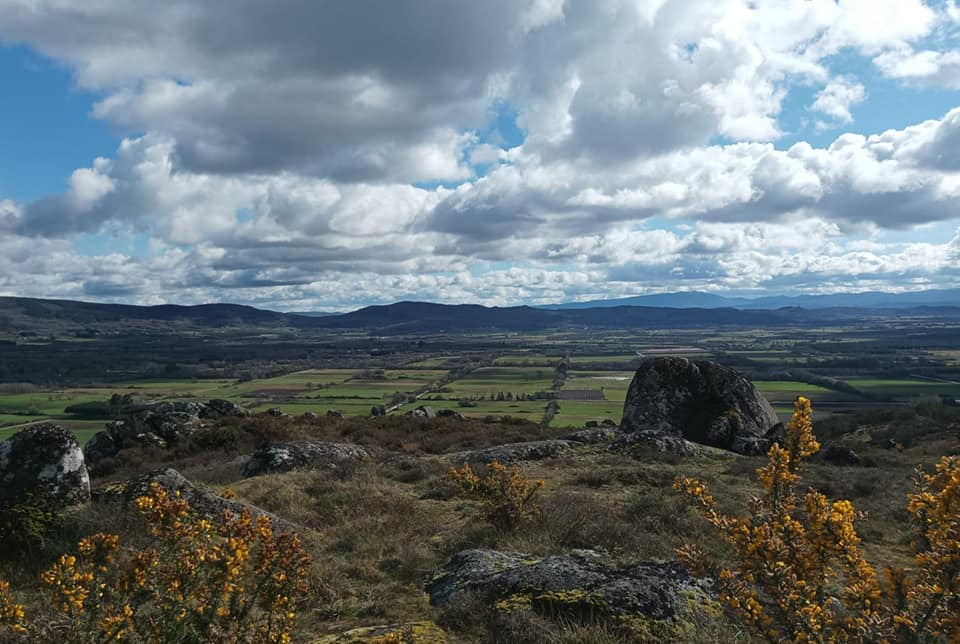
[847,378,960,400]
[443,366,557,398]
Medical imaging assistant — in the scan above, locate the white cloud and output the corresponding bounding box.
[875,46,960,88]
[811,76,866,126]
[1,0,959,307]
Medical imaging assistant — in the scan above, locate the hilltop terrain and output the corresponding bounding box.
[0,298,958,641]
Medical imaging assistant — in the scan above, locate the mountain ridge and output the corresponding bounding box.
[542,288,960,310]
[3,295,960,335]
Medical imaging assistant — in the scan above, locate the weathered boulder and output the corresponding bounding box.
[93,468,300,532]
[313,621,447,643]
[436,408,465,420]
[450,439,574,466]
[563,427,620,444]
[266,407,287,417]
[199,399,249,419]
[242,441,374,478]
[620,357,782,455]
[412,405,437,418]
[609,430,700,457]
[84,400,249,466]
[326,410,344,418]
[0,424,90,510]
[822,445,862,466]
[427,549,708,623]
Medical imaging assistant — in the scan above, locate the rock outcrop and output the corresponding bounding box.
[450,439,574,466]
[427,549,708,624]
[620,357,782,455]
[411,405,437,418]
[610,430,700,457]
[562,427,621,444]
[0,423,91,510]
[84,399,248,466]
[93,468,300,531]
[242,441,374,478]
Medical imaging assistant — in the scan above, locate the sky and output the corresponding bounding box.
[1,1,959,311]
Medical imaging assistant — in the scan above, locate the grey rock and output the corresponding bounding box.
[822,445,862,466]
[426,549,707,622]
[242,440,374,477]
[199,399,248,419]
[326,410,344,418]
[436,408,464,420]
[584,420,599,428]
[266,407,287,417]
[93,468,300,532]
[620,357,782,455]
[413,405,437,418]
[0,424,90,510]
[610,430,699,457]
[84,399,247,467]
[600,419,618,427]
[563,427,621,444]
[302,411,319,419]
[450,439,574,466]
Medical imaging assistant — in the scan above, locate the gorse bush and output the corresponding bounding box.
[0,483,312,643]
[0,492,59,559]
[675,396,960,643]
[445,461,544,530]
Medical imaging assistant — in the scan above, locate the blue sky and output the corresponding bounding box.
[0,0,959,310]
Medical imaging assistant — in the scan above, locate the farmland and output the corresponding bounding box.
[2,318,959,441]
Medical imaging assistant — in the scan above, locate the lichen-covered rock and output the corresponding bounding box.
[427,549,707,624]
[199,399,249,419]
[241,441,374,478]
[450,439,574,466]
[609,430,700,457]
[620,357,782,455]
[563,427,621,444]
[93,468,300,532]
[313,621,447,643]
[0,424,90,510]
[412,405,437,418]
[84,400,248,467]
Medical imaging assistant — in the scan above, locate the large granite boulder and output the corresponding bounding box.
[242,441,374,478]
[0,424,90,510]
[84,399,248,466]
[620,357,782,455]
[427,549,707,623]
[93,468,300,532]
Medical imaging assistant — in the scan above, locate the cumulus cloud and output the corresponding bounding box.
[1,0,959,308]
[811,76,866,126]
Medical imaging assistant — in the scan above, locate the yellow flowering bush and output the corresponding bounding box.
[1,483,312,643]
[445,461,544,530]
[675,396,960,642]
[0,580,27,635]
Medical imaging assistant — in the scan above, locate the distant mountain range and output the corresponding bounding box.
[3,294,960,335]
[543,288,960,310]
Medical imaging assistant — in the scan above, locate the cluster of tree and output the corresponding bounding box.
[64,393,137,419]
